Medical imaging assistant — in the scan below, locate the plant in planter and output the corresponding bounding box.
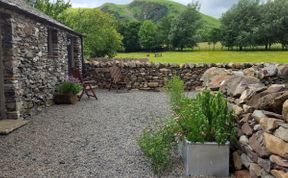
[54,77,83,104]
[177,91,236,176]
[138,76,236,177]
[167,76,236,177]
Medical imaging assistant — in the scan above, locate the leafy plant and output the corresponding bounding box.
[139,77,236,176]
[166,76,236,144]
[138,118,181,176]
[182,91,236,144]
[164,76,184,114]
[57,77,83,95]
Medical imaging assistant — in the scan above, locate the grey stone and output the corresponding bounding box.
[241,153,252,168]
[274,126,288,142]
[240,135,249,145]
[252,110,267,121]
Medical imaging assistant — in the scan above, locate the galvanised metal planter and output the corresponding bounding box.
[180,139,230,177]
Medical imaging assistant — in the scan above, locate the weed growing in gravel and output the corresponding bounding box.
[138,118,181,176]
[164,76,185,114]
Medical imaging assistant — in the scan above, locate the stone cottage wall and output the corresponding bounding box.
[0,7,82,118]
[84,61,288,91]
[0,11,17,119]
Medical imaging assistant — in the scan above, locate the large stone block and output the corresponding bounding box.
[259,117,284,132]
[264,133,288,158]
[270,155,288,168]
[271,170,288,178]
[249,131,270,157]
[283,100,288,123]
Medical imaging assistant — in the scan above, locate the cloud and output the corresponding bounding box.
[70,0,240,18]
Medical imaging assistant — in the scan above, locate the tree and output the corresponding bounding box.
[118,21,142,52]
[158,16,174,49]
[259,0,288,50]
[220,0,261,50]
[168,3,202,50]
[27,0,71,20]
[60,8,122,57]
[208,28,221,50]
[138,20,160,51]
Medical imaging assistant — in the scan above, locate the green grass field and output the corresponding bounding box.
[116,43,288,64]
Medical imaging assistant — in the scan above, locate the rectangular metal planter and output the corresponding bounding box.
[180,139,230,177]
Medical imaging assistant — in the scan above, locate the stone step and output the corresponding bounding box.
[0,119,29,135]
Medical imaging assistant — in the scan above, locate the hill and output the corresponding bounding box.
[99,0,220,28]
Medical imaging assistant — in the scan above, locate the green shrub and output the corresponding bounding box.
[139,77,236,176]
[57,80,83,95]
[138,118,181,176]
[179,91,236,144]
[165,76,236,144]
[165,76,184,114]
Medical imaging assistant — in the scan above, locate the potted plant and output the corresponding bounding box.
[138,76,236,177]
[54,77,83,104]
[166,76,236,177]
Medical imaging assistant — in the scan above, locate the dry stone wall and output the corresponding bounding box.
[84,61,288,91]
[230,85,288,178]
[201,67,288,178]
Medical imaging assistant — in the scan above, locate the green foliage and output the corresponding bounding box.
[220,0,261,50]
[157,16,174,49]
[169,3,202,50]
[220,0,288,50]
[118,21,142,52]
[193,91,236,144]
[27,0,71,20]
[139,77,236,175]
[165,78,236,144]
[138,118,181,176]
[57,81,83,95]
[259,0,288,49]
[164,76,184,114]
[138,20,160,51]
[208,28,221,49]
[59,8,122,58]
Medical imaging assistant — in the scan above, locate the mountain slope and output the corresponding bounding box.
[99,0,220,28]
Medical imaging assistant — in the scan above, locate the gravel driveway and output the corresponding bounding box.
[0,90,186,178]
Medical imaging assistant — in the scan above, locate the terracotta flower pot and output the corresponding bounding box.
[54,93,78,104]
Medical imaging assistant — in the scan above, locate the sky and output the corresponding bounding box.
[70,0,239,18]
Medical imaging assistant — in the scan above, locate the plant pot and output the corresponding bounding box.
[180,139,230,177]
[54,93,78,104]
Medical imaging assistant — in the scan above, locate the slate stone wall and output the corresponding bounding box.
[84,61,288,91]
[0,7,82,119]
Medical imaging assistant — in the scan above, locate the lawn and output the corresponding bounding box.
[116,43,288,64]
[116,51,288,64]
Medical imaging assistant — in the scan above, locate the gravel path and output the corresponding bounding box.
[0,90,186,178]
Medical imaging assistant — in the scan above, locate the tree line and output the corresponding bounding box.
[221,0,288,51]
[28,0,288,57]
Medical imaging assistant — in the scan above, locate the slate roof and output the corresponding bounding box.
[0,0,82,36]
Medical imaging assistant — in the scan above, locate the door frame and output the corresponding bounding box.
[0,22,6,119]
[67,36,74,76]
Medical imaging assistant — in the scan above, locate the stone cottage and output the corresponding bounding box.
[0,0,83,120]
